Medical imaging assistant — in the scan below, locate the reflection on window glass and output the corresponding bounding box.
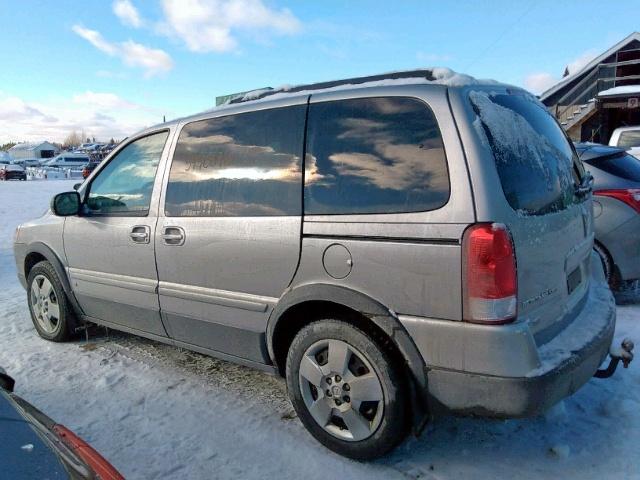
[304,97,450,215]
[87,131,168,215]
[165,105,305,217]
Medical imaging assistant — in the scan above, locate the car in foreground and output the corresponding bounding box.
[609,125,640,158]
[575,143,640,289]
[0,163,26,181]
[13,69,633,459]
[0,368,123,479]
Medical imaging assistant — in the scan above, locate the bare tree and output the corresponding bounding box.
[63,131,82,148]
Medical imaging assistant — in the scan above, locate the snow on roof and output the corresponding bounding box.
[8,141,56,151]
[597,85,640,97]
[223,67,499,106]
[540,32,640,101]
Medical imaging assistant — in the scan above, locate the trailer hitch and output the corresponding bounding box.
[594,338,634,379]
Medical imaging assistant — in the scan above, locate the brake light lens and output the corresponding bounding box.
[52,424,124,480]
[462,223,517,324]
[594,189,640,214]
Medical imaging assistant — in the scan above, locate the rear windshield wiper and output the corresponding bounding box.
[575,172,594,197]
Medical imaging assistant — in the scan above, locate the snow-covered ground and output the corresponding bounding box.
[0,180,638,479]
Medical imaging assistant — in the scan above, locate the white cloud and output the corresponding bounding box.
[523,72,558,95]
[522,49,599,95]
[113,0,143,28]
[565,50,597,76]
[160,0,302,53]
[72,25,173,77]
[72,25,118,55]
[0,92,166,144]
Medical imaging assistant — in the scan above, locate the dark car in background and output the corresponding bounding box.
[0,368,124,480]
[0,163,26,181]
[576,143,640,289]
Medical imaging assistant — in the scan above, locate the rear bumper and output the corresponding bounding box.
[425,304,614,417]
[400,253,617,418]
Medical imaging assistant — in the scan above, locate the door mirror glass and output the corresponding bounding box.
[51,191,81,216]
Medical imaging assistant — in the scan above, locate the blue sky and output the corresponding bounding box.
[1,0,639,143]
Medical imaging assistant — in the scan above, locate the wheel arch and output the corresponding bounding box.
[24,242,84,317]
[267,283,430,431]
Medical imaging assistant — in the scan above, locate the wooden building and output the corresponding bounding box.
[540,32,640,143]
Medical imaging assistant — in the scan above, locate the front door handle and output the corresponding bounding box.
[130,225,150,244]
[162,226,185,246]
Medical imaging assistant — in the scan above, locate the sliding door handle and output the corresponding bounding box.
[162,226,185,246]
[130,225,150,244]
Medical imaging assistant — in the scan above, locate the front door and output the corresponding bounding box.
[154,103,306,362]
[64,130,171,336]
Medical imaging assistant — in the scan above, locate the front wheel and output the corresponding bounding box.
[27,261,76,342]
[286,319,409,460]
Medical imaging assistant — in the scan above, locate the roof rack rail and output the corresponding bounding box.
[227,69,438,104]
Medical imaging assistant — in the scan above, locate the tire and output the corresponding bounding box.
[593,243,620,290]
[286,319,409,460]
[26,261,76,342]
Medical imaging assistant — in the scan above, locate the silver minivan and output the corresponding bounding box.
[13,70,629,460]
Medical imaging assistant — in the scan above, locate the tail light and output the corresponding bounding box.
[52,424,124,480]
[594,189,640,214]
[462,223,517,324]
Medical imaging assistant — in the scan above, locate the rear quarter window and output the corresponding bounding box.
[304,96,450,215]
[469,90,579,215]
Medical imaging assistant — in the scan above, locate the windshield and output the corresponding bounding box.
[470,90,581,215]
[617,130,640,149]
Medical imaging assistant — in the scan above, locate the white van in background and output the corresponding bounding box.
[609,126,640,158]
[42,154,90,168]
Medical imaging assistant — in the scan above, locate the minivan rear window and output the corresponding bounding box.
[304,97,450,215]
[470,91,579,215]
[584,152,640,182]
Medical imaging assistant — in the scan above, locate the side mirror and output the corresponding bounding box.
[0,367,15,392]
[73,183,81,191]
[51,191,81,216]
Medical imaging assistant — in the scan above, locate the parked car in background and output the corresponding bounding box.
[13,69,628,460]
[575,142,640,289]
[0,367,124,480]
[11,158,41,168]
[43,154,90,168]
[82,161,101,179]
[609,125,640,158]
[0,163,26,181]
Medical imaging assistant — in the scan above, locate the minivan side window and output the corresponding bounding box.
[86,131,168,215]
[304,97,450,215]
[164,105,305,217]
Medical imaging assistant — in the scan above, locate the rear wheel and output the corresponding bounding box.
[27,261,75,342]
[286,319,409,460]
